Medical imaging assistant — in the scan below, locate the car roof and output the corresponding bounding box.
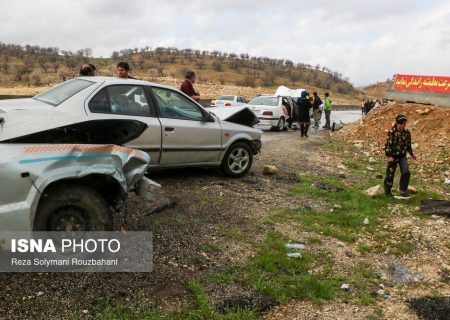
[76,76,177,91]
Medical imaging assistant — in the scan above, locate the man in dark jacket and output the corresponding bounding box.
[296,91,311,137]
[384,115,416,197]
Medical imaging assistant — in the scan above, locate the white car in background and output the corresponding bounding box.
[246,95,292,131]
[210,95,248,107]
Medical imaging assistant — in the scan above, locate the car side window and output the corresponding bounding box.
[237,97,242,103]
[152,87,203,121]
[89,85,152,117]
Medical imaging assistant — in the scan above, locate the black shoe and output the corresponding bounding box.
[400,190,410,197]
[385,191,393,197]
[305,133,308,137]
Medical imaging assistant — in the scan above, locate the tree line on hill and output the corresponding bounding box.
[0,42,356,94]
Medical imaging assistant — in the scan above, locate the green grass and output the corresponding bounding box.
[357,244,373,254]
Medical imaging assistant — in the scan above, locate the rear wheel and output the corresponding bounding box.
[33,184,113,231]
[221,142,253,178]
[271,117,285,131]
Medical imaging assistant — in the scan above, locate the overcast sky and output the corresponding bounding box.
[1,0,449,85]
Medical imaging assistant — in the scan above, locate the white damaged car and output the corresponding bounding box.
[0,112,160,232]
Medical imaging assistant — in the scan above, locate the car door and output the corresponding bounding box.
[150,86,223,165]
[87,85,162,165]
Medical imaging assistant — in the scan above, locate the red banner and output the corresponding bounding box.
[393,74,450,93]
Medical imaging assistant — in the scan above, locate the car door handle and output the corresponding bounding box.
[164,127,175,132]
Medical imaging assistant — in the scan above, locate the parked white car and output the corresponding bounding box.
[246,95,292,131]
[210,95,248,107]
[0,77,262,178]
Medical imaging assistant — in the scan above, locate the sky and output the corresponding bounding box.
[0,0,449,86]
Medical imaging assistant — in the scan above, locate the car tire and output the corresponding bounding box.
[33,184,113,231]
[271,117,285,132]
[221,142,253,178]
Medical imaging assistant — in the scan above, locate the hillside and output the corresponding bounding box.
[0,43,360,102]
[362,80,391,99]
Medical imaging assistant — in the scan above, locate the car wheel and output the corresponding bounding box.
[272,117,285,132]
[221,142,253,178]
[33,184,113,231]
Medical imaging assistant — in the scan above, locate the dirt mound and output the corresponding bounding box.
[337,102,450,165]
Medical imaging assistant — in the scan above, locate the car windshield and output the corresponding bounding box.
[248,96,279,106]
[217,96,234,101]
[33,79,95,106]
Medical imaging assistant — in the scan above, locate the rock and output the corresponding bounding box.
[415,108,431,115]
[334,204,342,210]
[407,185,418,194]
[263,165,278,175]
[345,250,353,257]
[364,185,384,197]
[368,157,377,164]
[412,143,419,149]
[36,291,44,297]
[354,143,363,149]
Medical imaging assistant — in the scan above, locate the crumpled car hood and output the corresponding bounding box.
[210,106,259,127]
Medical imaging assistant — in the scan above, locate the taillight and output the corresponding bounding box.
[225,103,231,106]
[263,111,273,116]
[210,101,216,106]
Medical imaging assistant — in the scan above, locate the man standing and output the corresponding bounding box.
[117,62,135,79]
[180,70,200,102]
[323,92,332,129]
[384,115,416,197]
[312,92,322,128]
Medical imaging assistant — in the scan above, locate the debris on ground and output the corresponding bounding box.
[263,165,278,175]
[340,284,350,291]
[285,243,305,249]
[209,283,278,313]
[420,200,450,217]
[363,217,369,225]
[409,296,450,320]
[286,253,302,258]
[145,200,178,216]
[314,181,345,192]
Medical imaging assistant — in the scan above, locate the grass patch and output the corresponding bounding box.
[393,240,414,256]
[200,243,222,253]
[357,244,373,254]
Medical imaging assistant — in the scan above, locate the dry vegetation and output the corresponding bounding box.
[0,42,359,101]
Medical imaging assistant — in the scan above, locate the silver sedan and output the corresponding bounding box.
[0,77,262,178]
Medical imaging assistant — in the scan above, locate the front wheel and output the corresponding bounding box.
[221,142,253,178]
[33,184,113,231]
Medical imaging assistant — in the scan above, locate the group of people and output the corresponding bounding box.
[361,99,381,115]
[293,91,332,137]
[79,61,135,79]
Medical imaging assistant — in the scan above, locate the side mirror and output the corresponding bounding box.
[202,112,215,123]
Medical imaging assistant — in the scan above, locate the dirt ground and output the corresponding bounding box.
[0,124,449,319]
